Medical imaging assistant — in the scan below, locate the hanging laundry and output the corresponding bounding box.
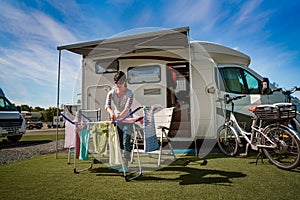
[64,120,76,148]
[79,124,91,160]
[92,122,109,156]
[108,123,123,166]
[144,107,159,152]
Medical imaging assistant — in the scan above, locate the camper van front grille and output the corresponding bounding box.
[0,118,23,128]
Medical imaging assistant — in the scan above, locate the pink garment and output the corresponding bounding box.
[64,120,76,148]
[121,116,143,124]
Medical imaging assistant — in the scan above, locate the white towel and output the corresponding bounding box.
[64,120,76,148]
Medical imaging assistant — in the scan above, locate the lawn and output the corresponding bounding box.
[1,150,299,200]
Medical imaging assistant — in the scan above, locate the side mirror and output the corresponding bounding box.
[261,77,272,95]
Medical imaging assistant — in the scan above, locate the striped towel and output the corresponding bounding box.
[143,107,159,152]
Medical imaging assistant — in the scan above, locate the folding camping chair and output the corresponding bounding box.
[131,106,176,167]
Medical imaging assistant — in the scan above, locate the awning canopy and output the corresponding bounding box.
[57,26,190,58]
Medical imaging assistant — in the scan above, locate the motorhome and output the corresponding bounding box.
[47,116,65,128]
[0,88,26,142]
[57,26,288,143]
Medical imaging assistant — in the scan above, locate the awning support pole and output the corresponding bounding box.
[56,50,61,159]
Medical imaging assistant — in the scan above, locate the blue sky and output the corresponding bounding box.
[0,0,300,108]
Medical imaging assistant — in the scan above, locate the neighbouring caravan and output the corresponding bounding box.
[57,26,287,142]
[0,88,26,142]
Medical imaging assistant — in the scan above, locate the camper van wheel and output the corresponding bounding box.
[7,135,22,143]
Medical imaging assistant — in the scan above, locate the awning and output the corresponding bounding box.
[57,26,190,57]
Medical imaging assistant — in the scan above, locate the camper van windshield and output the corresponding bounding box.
[128,65,161,84]
[0,97,18,111]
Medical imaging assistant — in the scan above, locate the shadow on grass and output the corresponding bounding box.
[0,140,52,149]
[143,167,246,186]
[89,156,247,185]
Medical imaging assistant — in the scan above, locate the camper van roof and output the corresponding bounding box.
[192,41,251,66]
[57,26,189,57]
[0,88,5,97]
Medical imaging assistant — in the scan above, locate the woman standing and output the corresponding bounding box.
[105,71,133,172]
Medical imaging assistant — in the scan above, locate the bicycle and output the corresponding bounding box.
[274,86,300,133]
[217,94,300,170]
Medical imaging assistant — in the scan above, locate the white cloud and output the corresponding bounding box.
[0,1,79,107]
[163,0,214,26]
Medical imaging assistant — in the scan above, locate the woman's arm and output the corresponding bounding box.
[105,91,116,122]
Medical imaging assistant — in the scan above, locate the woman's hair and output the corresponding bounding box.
[114,71,127,87]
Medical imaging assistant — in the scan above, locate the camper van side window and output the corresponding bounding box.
[127,65,161,84]
[221,68,246,94]
[95,60,119,74]
[221,67,260,94]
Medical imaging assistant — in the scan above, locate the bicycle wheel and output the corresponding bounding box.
[262,124,300,170]
[217,125,238,156]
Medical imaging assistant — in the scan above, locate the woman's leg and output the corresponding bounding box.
[117,123,133,164]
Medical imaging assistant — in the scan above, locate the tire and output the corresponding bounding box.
[217,125,239,156]
[7,135,22,143]
[262,124,300,170]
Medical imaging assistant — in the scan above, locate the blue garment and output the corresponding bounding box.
[144,107,159,152]
[79,124,91,160]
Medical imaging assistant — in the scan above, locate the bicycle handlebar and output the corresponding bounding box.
[271,86,300,95]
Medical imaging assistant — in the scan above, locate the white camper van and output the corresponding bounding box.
[57,26,287,142]
[0,88,26,142]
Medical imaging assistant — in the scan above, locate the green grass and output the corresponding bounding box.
[1,133,65,142]
[20,134,65,141]
[1,151,299,200]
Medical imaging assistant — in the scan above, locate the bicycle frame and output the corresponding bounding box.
[227,112,278,152]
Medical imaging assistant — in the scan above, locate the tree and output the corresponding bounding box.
[32,107,44,112]
[40,107,63,122]
[20,105,31,112]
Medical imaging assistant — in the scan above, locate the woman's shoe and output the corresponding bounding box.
[108,165,122,170]
[118,165,129,173]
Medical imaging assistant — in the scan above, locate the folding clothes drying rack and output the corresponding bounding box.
[62,109,100,165]
[61,107,144,182]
